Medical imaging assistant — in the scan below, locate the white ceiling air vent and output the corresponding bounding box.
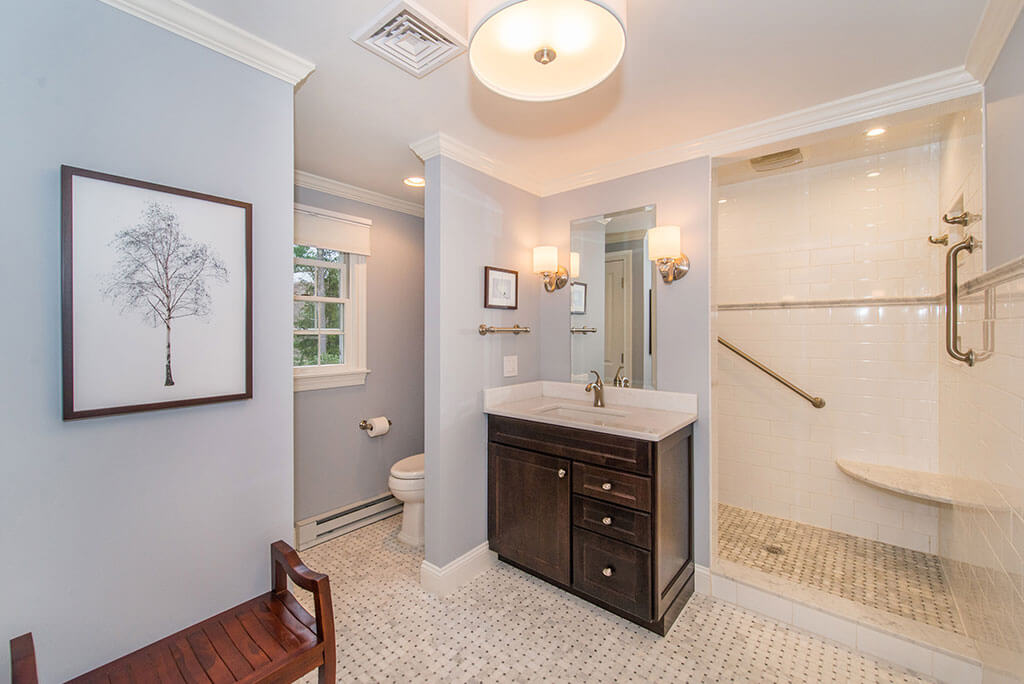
[351,0,467,78]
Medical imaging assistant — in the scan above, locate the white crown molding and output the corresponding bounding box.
[97,0,315,85]
[410,133,545,196]
[409,68,981,199]
[295,170,424,218]
[538,67,982,196]
[965,0,1024,83]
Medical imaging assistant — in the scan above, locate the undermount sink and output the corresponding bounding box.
[536,404,629,421]
[483,381,698,441]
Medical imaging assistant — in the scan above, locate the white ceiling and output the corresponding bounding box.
[190,0,987,204]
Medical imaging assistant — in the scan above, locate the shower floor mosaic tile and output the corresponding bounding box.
[292,514,931,683]
[718,504,965,635]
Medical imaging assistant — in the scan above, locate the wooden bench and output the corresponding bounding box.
[10,541,335,684]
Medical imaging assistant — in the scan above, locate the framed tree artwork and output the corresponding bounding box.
[61,165,252,419]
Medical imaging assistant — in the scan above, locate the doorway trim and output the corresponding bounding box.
[605,249,634,381]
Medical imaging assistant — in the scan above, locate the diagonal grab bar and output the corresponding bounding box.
[718,337,825,408]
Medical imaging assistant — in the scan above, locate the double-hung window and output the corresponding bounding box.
[293,204,370,390]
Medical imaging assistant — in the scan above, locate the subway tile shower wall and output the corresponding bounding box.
[938,278,1024,668]
[716,304,942,553]
[717,143,944,306]
[715,133,981,554]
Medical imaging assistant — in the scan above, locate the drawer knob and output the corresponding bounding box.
[602,566,614,577]
[601,482,612,491]
[557,468,566,479]
[601,516,613,526]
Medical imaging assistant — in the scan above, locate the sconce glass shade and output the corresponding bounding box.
[647,225,681,261]
[468,0,627,102]
[533,245,559,273]
[570,251,580,278]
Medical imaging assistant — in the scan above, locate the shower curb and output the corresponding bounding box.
[708,560,982,684]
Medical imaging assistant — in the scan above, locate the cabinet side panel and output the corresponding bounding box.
[655,427,692,609]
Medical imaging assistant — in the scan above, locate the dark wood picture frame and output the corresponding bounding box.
[61,165,253,420]
[484,266,518,310]
[570,281,588,315]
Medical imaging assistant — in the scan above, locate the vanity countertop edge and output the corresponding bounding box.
[483,381,697,442]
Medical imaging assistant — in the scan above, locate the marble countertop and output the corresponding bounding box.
[483,381,697,442]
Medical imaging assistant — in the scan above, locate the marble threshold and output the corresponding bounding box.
[710,557,981,679]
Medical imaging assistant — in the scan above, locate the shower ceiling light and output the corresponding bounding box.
[865,127,887,137]
[468,0,627,102]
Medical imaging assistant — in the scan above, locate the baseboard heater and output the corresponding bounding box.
[295,494,402,551]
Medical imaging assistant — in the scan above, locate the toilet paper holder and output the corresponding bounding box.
[359,418,393,431]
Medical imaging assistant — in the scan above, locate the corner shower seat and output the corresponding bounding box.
[836,458,1009,510]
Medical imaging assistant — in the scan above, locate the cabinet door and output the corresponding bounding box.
[488,443,571,585]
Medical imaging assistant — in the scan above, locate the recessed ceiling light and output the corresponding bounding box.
[865,127,887,137]
[403,176,425,188]
[866,170,881,177]
[718,198,728,204]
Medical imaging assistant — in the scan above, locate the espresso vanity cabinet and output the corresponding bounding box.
[487,415,694,635]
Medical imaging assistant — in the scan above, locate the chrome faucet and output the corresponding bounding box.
[612,365,631,388]
[585,370,605,407]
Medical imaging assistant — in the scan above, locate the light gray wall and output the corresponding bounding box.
[292,187,424,522]
[0,3,294,680]
[538,158,714,565]
[423,156,542,567]
[985,11,1024,268]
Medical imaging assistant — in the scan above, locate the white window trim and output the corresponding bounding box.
[293,208,370,392]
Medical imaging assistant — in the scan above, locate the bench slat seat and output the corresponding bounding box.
[10,541,335,684]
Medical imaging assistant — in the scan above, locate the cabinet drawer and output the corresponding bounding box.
[572,463,652,512]
[572,528,651,619]
[573,496,652,549]
[488,416,651,475]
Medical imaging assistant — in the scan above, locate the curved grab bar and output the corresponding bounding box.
[945,235,976,366]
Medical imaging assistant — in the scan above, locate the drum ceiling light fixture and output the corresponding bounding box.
[467,0,627,102]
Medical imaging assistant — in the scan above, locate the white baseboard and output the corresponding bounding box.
[694,564,711,596]
[420,541,497,595]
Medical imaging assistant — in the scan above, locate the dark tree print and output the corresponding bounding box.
[103,202,228,386]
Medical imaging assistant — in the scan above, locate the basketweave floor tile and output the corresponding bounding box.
[291,514,932,683]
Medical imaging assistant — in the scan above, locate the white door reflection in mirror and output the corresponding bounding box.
[570,205,656,389]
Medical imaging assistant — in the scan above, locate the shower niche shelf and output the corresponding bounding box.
[836,459,1008,510]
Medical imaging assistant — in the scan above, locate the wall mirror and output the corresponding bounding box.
[569,205,656,389]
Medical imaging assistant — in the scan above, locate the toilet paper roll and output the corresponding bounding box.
[366,416,390,437]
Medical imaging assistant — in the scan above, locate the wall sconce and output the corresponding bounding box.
[570,251,580,279]
[533,245,568,292]
[647,225,690,284]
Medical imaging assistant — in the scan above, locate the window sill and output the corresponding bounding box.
[294,367,370,392]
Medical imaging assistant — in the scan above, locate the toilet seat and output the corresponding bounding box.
[390,453,424,480]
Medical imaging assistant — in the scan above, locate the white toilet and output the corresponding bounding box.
[389,453,424,547]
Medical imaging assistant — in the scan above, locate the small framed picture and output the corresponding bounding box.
[484,266,518,309]
[570,282,587,314]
